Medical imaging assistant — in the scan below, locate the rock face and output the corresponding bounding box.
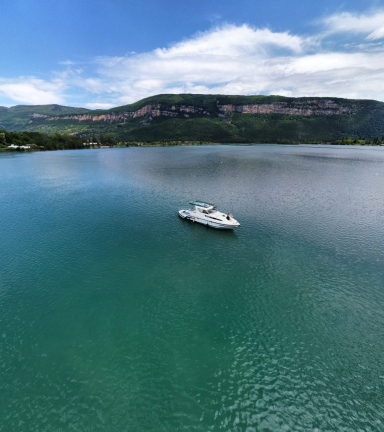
[217,100,354,116]
[29,99,354,125]
[38,104,180,124]
[42,112,132,123]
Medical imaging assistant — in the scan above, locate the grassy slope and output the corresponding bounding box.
[2,95,384,142]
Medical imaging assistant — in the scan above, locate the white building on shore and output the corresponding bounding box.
[7,144,31,149]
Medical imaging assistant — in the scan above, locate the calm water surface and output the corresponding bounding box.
[0,145,384,431]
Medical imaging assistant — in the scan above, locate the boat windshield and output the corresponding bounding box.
[207,209,216,214]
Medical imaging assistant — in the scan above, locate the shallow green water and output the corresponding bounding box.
[1,145,384,431]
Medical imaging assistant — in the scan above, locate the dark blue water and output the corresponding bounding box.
[0,145,384,431]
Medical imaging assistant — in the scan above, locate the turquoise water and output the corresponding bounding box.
[1,145,384,431]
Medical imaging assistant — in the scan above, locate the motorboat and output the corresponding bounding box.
[178,201,240,229]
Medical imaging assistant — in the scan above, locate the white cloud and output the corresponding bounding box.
[83,102,115,109]
[154,24,308,57]
[76,24,314,105]
[78,20,384,105]
[269,88,293,97]
[0,77,65,105]
[320,9,384,41]
[367,27,384,41]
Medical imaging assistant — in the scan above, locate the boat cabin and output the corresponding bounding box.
[189,201,217,214]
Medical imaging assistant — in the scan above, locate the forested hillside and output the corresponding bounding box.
[1,94,384,143]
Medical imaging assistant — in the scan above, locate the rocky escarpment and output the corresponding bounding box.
[217,99,354,116]
[28,104,170,124]
[28,104,212,124]
[27,99,355,125]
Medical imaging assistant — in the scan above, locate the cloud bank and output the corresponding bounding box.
[0,77,65,105]
[1,8,384,107]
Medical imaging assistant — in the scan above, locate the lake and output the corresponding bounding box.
[1,145,384,431]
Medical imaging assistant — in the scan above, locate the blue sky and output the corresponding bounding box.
[1,0,384,107]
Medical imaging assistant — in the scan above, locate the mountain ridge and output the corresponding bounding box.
[1,94,384,143]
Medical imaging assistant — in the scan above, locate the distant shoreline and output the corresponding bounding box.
[1,141,384,153]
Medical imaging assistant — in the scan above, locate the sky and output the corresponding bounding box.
[1,0,384,108]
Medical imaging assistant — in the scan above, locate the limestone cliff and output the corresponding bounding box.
[31,104,180,124]
[27,98,355,126]
[217,99,354,116]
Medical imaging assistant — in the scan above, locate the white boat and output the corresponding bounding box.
[178,201,240,229]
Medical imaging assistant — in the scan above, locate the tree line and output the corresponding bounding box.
[0,130,117,150]
[331,137,384,145]
[1,129,383,150]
